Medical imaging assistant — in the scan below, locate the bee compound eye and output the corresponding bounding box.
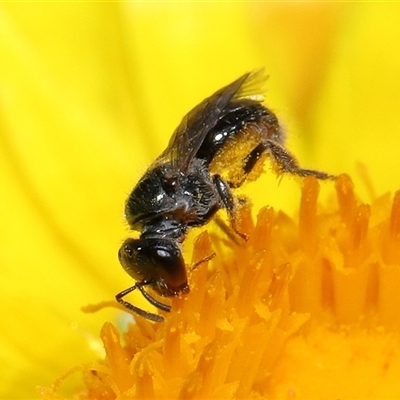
[146,240,188,292]
[155,248,175,263]
[151,244,181,271]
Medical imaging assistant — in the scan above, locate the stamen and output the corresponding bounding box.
[336,174,356,226]
[299,176,320,254]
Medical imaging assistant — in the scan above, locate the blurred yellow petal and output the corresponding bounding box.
[0,3,141,397]
[119,2,263,153]
[314,4,400,196]
[248,3,345,127]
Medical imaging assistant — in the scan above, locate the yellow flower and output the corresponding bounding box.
[40,175,400,399]
[1,2,400,399]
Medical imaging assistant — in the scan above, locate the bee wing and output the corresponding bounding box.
[157,69,267,173]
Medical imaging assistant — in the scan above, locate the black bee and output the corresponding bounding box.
[116,70,331,322]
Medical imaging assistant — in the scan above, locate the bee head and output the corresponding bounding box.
[118,237,189,297]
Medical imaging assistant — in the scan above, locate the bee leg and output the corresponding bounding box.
[260,140,333,179]
[116,283,167,323]
[136,284,171,312]
[189,252,216,273]
[213,174,248,241]
[213,215,244,245]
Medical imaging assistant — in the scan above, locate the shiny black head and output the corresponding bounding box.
[118,237,189,297]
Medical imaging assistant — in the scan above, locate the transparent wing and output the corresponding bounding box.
[155,69,267,174]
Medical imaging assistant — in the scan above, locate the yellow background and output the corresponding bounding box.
[1,3,400,398]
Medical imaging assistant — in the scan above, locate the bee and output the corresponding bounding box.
[116,70,332,322]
